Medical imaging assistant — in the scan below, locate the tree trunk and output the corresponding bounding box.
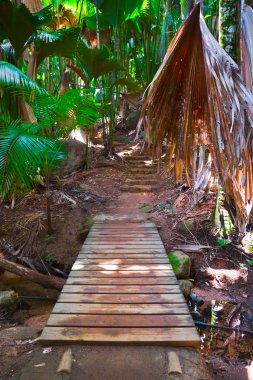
[219,0,241,63]
[0,253,65,290]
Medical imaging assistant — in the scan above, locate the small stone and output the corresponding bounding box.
[176,219,194,233]
[168,250,191,279]
[125,110,141,131]
[140,203,153,213]
[0,290,18,314]
[178,279,193,297]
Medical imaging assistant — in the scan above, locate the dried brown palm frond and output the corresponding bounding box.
[23,0,43,13]
[139,4,253,232]
[241,4,253,93]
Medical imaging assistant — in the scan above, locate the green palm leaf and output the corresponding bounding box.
[0,120,66,198]
[91,0,145,26]
[76,41,123,81]
[36,27,80,67]
[34,89,101,135]
[0,61,46,93]
[0,0,52,60]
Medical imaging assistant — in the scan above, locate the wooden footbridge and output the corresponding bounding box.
[40,218,200,345]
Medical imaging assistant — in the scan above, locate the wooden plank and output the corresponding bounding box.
[47,314,194,328]
[88,233,159,237]
[40,326,200,346]
[92,224,155,228]
[78,253,168,259]
[93,223,156,227]
[83,243,164,247]
[65,277,178,286]
[85,238,162,242]
[52,303,189,315]
[84,242,163,246]
[91,224,156,227]
[72,264,172,272]
[80,249,167,253]
[58,293,184,303]
[90,229,157,233]
[74,259,169,265]
[69,270,175,277]
[61,284,180,294]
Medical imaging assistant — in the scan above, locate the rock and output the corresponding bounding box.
[125,110,141,131]
[178,280,193,297]
[140,203,153,213]
[0,290,18,315]
[176,219,194,233]
[0,326,41,341]
[56,139,87,176]
[168,250,191,279]
[241,232,253,254]
[96,156,109,167]
[24,314,49,329]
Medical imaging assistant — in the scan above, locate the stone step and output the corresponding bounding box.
[127,164,157,170]
[120,184,158,193]
[128,168,157,174]
[124,156,150,161]
[128,173,159,178]
[126,179,159,186]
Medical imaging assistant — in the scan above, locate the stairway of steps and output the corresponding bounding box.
[121,153,160,193]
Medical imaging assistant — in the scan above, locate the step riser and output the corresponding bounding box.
[128,170,157,175]
[127,164,157,168]
[121,186,158,192]
[126,181,158,186]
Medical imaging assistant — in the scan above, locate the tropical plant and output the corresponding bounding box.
[0,117,65,199]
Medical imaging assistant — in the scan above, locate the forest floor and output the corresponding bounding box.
[0,141,253,379]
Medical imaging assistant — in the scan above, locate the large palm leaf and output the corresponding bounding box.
[91,0,145,26]
[0,119,66,199]
[76,41,123,81]
[0,0,52,60]
[139,4,253,231]
[0,60,46,93]
[35,27,80,67]
[241,4,253,93]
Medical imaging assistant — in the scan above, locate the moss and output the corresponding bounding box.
[168,252,188,271]
[168,250,191,279]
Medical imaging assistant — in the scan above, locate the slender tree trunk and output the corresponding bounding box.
[219,0,241,63]
[45,173,53,235]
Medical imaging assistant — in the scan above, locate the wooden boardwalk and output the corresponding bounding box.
[40,220,200,345]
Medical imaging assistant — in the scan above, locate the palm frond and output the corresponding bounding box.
[0,41,15,62]
[0,61,46,93]
[25,30,61,48]
[0,0,52,60]
[76,40,124,81]
[0,119,65,198]
[241,4,253,93]
[34,89,101,136]
[140,4,253,231]
[36,27,80,67]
